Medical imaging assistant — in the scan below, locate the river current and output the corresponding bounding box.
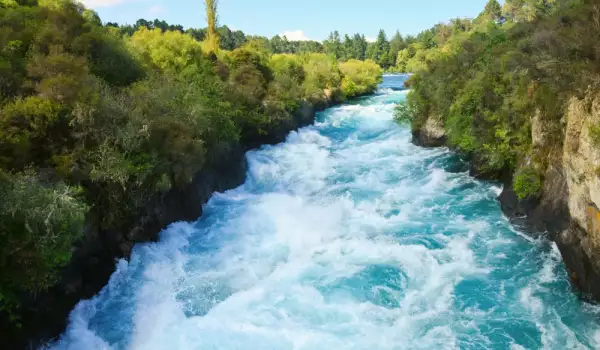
[52,75,600,349]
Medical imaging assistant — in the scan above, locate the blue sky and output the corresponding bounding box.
[83,0,491,41]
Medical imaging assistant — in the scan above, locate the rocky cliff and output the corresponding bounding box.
[413,95,600,302]
[558,95,600,299]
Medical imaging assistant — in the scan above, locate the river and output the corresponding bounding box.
[51,75,600,349]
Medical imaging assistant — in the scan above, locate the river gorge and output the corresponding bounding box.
[49,75,600,350]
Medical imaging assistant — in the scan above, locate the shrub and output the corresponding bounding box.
[128,27,205,73]
[393,100,415,124]
[0,171,87,309]
[339,59,382,98]
[300,53,342,103]
[0,96,67,170]
[267,54,305,111]
[513,167,542,200]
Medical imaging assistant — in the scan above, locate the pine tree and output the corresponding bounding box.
[323,31,342,59]
[370,29,390,67]
[342,34,353,60]
[483,0,502,21]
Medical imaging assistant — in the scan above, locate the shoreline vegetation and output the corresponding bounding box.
[395,0,600,190]
[396,0,600,307]
[0,0,382,347]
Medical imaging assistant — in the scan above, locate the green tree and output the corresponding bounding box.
[128,27,205,73]
[323,30,342,59]
[389,30,405,65]
[342,34,353,60]
[369,29,391,67]
[340,59,382,97]
[480,0,502,22]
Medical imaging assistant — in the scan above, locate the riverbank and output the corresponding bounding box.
[2,95,348,349]
[411,103,600,304]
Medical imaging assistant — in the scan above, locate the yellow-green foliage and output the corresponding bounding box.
[0,96,65,169]
[203,0,220,53]
[340,59,383,98]
[128,27,205,73]
[300,53,342,102]
[268,54,305,110]
[0,0,17,7]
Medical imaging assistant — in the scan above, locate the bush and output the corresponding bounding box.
[301,53,342,103]
[266,54,305,111]
[393,101,415,124]
[339,59,382,98]
[0,96,67,170]
[225,48,272,106]
[128,27,206,73]
[0,171,87,308]
[513,167,542,200]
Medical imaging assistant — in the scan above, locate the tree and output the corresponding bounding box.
[369,29,391,67]
[352,34,368,60]
[502,0,555,22]
[323,30,342,59]
[128,27,205,73]
[389,30,405,65]
[485,0,502,20]
[340,59,382,97]
[269,35,286,54]
[82,9,101,26]
[478,0,503,23]
[342,34,353,60]
[297,40,323,53]
[135,18,152,29]
[204,0,220,53]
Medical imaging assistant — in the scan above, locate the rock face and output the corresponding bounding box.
[2,98,331,349]
[412,116,447,147]
[412,98,600,301]
[558,96,600,299]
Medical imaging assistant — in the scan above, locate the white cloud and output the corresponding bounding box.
[148,5,164,15]
[280,30,310,41]
[366,36,376,43]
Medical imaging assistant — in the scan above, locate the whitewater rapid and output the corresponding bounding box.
[51,75,600,350]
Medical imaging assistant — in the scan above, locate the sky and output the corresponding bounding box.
[81,0,491,41]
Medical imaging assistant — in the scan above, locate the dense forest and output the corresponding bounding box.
[99,16,419,69]
[0,0,383,327]
[395,0,600,198]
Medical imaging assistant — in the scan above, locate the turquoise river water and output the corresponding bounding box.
[51,75,600,349]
